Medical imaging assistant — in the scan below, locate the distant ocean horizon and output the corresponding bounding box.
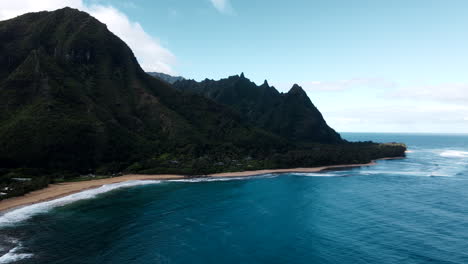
[1,133,468,264]
[341,131,468,135]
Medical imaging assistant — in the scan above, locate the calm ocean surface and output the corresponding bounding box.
[1,133,468,264]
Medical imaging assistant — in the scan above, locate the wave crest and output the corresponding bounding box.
[0,239,33,264]
[290,172,340,177]
[440,150,468,158]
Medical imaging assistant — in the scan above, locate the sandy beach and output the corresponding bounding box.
[0,159,401,213]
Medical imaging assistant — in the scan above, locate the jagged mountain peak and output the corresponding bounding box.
[290,83,303,91]
[288,84,307,96]
[173,73,342,144]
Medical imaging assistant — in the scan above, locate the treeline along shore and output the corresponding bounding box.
[0,142,406,200]
[0,157,405,213]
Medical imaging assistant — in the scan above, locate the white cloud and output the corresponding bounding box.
[88,5,175,74]
[325,103,468,133]
[272,74,468,133]
[392,83,468,104]
[301,78,396,92]
[209,0,233,14]
[0,0,176,74]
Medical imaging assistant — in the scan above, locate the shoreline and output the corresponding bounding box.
[0,157,402,213]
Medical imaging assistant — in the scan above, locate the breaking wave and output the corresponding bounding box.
[0,238,33,264]
[290,172,341,177]
[440,150,468,158]
[168,174,278,183]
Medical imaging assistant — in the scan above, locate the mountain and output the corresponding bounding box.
[0,7,286,172]
[173,74,342,144]
[0,8,405,198]
[147,72,184,84]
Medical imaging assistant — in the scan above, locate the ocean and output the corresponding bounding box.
[1,133,468,264]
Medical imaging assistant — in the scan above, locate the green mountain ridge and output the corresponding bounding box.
[0,8,406,198]
[173,74,342,144]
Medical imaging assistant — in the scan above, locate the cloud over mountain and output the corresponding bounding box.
[0,0,176,74]
[209,0,234,14]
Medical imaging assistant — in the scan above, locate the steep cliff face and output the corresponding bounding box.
[173,74,342,144]
[0,8,284,170]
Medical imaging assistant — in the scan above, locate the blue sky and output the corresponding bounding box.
[2,0,468,133]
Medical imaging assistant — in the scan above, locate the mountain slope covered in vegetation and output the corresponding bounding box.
[173,74,342,144]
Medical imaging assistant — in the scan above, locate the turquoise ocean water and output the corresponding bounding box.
[1,133,468,264]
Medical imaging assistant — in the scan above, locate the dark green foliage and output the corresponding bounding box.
[173,75,343,144]
[0,168,53,199]
[0,8,406,199]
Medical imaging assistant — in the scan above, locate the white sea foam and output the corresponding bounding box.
[362,170,453,177]
[290,172,341,177]
[0,180,161,227]
[168,174,277,183]
[440,150,468,158]
[0,241,33,264]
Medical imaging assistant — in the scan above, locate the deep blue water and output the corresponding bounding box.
[1,133,468,264]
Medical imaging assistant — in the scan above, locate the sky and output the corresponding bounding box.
[1,0,468,133]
